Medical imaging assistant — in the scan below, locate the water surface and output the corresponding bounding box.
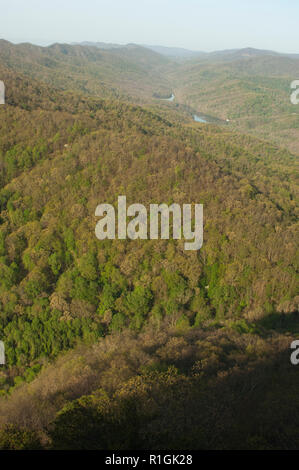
[193,114,208,123]
[160,93,175,102]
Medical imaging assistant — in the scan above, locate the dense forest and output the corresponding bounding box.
[0,40,298,450]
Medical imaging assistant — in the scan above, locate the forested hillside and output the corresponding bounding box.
[0,41,298,450]
[0,40,172,102]
[167,52,299,154]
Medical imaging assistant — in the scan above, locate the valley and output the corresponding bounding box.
[0,39,298,450]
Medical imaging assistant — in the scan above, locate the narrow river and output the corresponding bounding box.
[160,93,175,102]
[193,114,208,123]
[158,93,211,123]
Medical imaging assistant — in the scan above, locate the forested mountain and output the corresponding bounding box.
[2,39,299,155]
[0,40,298,450]
[167,53,299,154]
[0,40,172,102]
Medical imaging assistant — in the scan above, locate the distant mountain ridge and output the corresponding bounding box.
[3,39,299,62]
[71,41,299,60]
[1,38,299,153]
[142,44,206,59]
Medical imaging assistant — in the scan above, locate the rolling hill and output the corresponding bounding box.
[0,41,298,450]
[167,53,299,154]
[0,40,172,102]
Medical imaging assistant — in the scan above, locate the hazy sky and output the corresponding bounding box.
[1,0,298,53]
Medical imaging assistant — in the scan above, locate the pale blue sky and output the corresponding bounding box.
[1,0,298,53]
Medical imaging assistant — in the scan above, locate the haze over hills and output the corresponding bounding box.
[142,44,207,60]
[1,39,299,153]
[72,41,126,49]
[72,41,299,60]
[72,41,206,59]
[0,38,298,450]
[204,47,299,61]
